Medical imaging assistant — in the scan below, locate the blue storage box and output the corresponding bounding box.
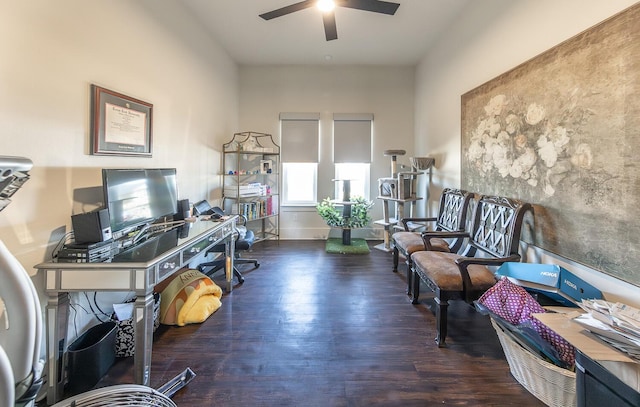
[558,268,602,302]
[495,262,561,287]
[495,262,602,306]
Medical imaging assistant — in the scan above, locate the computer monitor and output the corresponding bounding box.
[102,168,178,236]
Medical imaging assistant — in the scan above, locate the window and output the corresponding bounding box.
[334,163,370,201]
[283,163,317,205]
[333,113,373,201]
[280,113,320,206]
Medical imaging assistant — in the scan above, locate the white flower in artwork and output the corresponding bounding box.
[525,103,546,125]
[484,94,508,116]
[544,183,555,197]
[488,117,502,136]
[505,114,522,135]
[547,160,573,186]
[481,130,497,147]
[537,135,559,167]
[480,148,494,170]
[509,161,525,179]
[549,126,570,149]
[528,166,539,187]
[467,138,485,162]
[570,143,593,169]
[490,142,512,178]
[538,126,571,168]
[466,94,596,198]
[481,160,494,173]
[476,118,490,135]
[514,134,528,150]
[496,130,510,145]
[510,147,537,179]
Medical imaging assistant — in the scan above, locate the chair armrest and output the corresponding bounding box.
[455,254,521,301]
[238,214,249,226]
[455,254,521,268]
[420,230,469,250]
[401,217,437,231]
[420,230,469,239]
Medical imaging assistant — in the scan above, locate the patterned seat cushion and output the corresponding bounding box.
[412,251,497,291]
[393,231,450,254]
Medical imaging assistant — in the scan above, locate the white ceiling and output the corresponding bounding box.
[179,0,471,66]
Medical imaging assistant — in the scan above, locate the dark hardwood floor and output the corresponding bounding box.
[105,240,544,406]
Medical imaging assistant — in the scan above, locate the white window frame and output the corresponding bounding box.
[334,163,370,201]
[282,162,318,206]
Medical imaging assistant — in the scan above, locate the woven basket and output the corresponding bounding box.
[491,318,576,407]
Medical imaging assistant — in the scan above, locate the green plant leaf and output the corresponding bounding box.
[316,196,373,229]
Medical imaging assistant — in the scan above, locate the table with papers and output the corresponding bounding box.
[534,306,640,402]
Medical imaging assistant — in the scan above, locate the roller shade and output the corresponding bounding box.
[333,113,373,163]
[280,113,320,163]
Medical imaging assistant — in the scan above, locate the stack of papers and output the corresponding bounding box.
[574,299,640,360]
[224,183,264,197]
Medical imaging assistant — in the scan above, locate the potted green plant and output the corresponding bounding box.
[316,196,373,245]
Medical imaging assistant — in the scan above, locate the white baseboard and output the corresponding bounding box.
[278,227,383,240]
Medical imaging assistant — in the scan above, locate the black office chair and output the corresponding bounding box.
[197,215,259,284]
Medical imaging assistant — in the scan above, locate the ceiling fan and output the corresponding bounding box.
[259,0,401,41]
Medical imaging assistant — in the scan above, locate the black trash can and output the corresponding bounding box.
[65,321,117,395]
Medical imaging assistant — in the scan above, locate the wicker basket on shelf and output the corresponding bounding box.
[491,318,576,407]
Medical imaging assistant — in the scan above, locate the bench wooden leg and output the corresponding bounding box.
[434,296,448,347]
[411,271,420,304]
[405,256,415,296]
[392,246,399,272]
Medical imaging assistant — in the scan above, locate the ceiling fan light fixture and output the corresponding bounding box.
[260,0,400,41]
[317,0,335,13]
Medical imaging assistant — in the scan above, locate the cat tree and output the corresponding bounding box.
[317,179,373,246]
[374,150,434,252]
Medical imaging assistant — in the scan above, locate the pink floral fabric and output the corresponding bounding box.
[479,277,575,366]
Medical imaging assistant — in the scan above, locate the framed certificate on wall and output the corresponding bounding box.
[90,84,153,157]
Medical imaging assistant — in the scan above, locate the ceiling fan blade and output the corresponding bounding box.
[338,0,400,15]
[323,12,338,41]
[259,0,316,20]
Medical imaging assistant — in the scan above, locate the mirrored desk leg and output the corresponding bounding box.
[225,237,235,293]
[46,292,69,405]
[134,292,154,386]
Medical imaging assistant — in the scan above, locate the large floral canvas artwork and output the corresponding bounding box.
[461,4,640,285]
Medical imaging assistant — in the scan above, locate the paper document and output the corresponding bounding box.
[574,300,640,362]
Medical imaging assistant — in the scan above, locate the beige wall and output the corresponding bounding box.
[0,0,239,273]
[239,65,415,240]
[0,0,239,339]
[414,0,640,304]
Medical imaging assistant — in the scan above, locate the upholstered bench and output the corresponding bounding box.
[392,188,473,296]
[410,195,532,347]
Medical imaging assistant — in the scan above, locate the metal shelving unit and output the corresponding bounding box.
[222,131,280,243]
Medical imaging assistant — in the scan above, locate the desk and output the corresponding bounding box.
[534,313,640,406]
[36,216,237,405]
